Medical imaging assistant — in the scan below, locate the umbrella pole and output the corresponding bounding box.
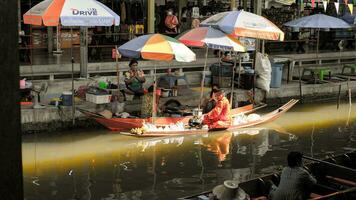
[71,27,75,126]
[230,51,237,108]
[115,45,120,92]
[316,29,320,60]
[152,63,157,123]
[199,47,209,110]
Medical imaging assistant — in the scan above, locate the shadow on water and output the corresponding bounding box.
[22,102,356,200]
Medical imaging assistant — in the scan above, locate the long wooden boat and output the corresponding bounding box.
[78,103,262,131]
[180,151,356,200]
[120,99,298,137]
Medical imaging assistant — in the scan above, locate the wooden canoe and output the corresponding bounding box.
[78,103,262,131]
[120,99,299,137]
[180,151,356,200]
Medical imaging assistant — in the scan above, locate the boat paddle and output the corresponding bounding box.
[303,155,356,173]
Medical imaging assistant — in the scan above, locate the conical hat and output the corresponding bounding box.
[212,180,250,200]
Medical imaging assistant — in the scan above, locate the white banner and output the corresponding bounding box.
[323,1,328,12]
[348,3,354,15]
[334,2,340,14]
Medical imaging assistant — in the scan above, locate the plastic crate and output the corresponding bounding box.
[86,93,111,104]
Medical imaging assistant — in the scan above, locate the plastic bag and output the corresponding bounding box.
[255,52,272,92]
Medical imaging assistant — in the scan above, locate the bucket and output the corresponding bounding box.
[20,79,26,89]
[98,81,108,89]
[161,89,171,98]
[270,63,283,88]
[61,91,73,106]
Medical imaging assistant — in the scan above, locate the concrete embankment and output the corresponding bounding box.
[21,79,356,133]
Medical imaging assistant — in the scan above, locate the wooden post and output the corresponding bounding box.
[0,0,24,199]
[147,0,155,34]
[115,45,120,88]
[199,47,209,110]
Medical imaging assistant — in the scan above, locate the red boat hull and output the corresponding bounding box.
[91,104,254,131]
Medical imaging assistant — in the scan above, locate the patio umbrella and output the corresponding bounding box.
[24,0,120,125]
[201,10,285,41]
[118,34,196,119]
[284,14,350,56]
[177,27,246,108]
[201,11,284,104]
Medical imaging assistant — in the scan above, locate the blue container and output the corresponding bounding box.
[270,63,283,88]
[61,91,73,106]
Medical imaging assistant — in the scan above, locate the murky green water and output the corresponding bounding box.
[23,102,356,200]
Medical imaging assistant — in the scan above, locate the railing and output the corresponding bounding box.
[20,57,219,82]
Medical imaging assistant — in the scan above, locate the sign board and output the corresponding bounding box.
[240,38,256,51]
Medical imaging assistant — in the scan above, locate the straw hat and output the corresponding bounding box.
[212,180,250,200]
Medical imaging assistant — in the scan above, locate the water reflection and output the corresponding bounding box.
[23,102,356,200]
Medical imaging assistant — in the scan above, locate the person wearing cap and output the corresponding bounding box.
[123,59,146,97]
[203,89,231,130]
[269,151,316,200]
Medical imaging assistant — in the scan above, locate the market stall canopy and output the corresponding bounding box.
[200,10,284,41]
[265,0,295,8]
[177,27,246,52]
[118,34,196,62]
[341,10,356,25]
[284,14,350,29]
[23,0,120,26]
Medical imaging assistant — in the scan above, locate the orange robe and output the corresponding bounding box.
[203,96,231,129]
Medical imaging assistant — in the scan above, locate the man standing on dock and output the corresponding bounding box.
[203,89,231,130]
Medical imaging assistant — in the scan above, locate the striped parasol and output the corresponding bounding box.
[201,10,284,41]
[118,34,196,62]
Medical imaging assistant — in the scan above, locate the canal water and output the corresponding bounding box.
[23,102,356,200]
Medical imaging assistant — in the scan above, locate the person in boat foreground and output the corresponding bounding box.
[203,89,231,130]
[269,151,317,200]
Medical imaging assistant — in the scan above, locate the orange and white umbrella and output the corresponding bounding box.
[201,10,284,41]
[178,27,246,52]
[23,0,120,26]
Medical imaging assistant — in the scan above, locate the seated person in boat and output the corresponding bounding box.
[203,89,231,130]
[123,59,146,97]
[202,84,220,114]
[270,151,316,200]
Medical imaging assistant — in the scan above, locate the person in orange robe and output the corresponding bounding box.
[203,89,231,130]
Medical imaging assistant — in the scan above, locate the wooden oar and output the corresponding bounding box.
[326,175,356,187]
[310,186,356,200]
[303,155,356,173]
[231,103,267,117]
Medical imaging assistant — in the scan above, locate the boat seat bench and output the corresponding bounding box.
[342,63,356,74]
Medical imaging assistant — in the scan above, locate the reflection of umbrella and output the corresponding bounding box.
[284,14,350,56]
[201,10,284,41]
[118,34,196,119]
[177,27,246,108]
[24,0,120,125]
